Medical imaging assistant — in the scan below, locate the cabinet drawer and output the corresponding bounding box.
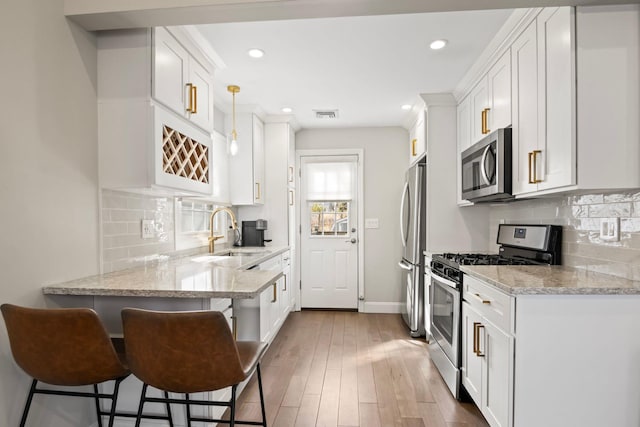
[463,274,514,334]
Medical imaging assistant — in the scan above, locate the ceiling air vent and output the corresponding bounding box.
[314,109,339,119]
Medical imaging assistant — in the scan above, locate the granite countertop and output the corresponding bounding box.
[43,246,290,299]
[461,265,640,296]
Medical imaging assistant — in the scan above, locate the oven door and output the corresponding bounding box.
[430,272,460,367]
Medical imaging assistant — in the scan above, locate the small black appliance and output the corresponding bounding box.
[241,220,269,247]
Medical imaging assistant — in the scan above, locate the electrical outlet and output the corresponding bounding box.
[365,218,379,229]
[141,219,155,239]
[600,218,620,242]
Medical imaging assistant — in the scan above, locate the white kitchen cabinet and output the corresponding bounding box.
[229,114,265,205]
[288,124,296,189]
[487,50,512,134]
[153,27,214,133]
[281,252,292,319]
[462,277,514,427]
[208,131,230,204]
[511,20,540,196]
[235,253,289,345]
[457,95,472,154]
[512,7,576,197]
[409,109,426,164]
[97,28,216,196]
[469,80,489,144]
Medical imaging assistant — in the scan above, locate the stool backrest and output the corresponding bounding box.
[121,308,246,393]
[1,304,129,386]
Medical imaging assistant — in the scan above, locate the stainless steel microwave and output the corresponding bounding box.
[461,128,512,202]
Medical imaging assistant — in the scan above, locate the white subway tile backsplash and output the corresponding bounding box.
[588,202,631,218]
[101,189,176,273]
[490,189,640,281]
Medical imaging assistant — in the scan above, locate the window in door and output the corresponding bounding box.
[309,201,349,236]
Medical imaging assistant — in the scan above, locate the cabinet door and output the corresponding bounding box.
[153,28,188,117]
[482,321,513,427]
[409,110,426,163]
[270,280,281,330]
[461,302,483,407]
[259,285,272,342]
[536,7,576,191]
[187,58,214,132]
[457,95,472,153]
[210,131,230,203]
[280,267,291,320]
[253,115,265,205]
[288,125,296,189]
[487,49,512,132]
[511,20,539,196]
[470,79,489,144]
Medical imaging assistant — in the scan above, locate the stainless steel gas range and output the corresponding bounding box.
[428,224,562,399]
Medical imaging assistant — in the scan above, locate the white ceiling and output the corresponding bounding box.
[195,9,514,129]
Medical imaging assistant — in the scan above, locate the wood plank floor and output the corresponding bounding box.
[234,311,489,427]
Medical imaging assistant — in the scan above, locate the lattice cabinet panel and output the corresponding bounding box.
[162,125,210,184]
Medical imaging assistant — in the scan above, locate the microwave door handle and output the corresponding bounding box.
[399,181,409,246]
[479,145,492,186]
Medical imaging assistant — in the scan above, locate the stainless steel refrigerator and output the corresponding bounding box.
[398,157,426,337]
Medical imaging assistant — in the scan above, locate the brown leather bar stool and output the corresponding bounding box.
[121,308,268,427]
[1,304,131,427]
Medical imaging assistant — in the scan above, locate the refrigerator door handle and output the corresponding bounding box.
[400,181,410,247]
[398,260,414,271]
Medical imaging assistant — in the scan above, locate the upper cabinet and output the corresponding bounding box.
[457,5,639,201]
[409,109,426,164]
[97,28,216,196]
[229,114,265,205]
[512,7,576,196]
[153,27,214,133]
[460,49,512,150]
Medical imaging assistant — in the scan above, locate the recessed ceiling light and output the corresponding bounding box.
[401,104,412,111]
[247,48,265,58]
[282,107,293,113]
[430,39,448,50]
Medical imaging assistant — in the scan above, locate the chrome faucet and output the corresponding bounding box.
[208,207,239,253]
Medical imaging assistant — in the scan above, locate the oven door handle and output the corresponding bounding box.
[432,273,458,289]
[398,260,414,271]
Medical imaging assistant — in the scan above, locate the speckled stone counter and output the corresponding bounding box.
[43,246,289,299]
[461,265,640,296]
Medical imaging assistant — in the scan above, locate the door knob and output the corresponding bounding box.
[345,238,357,244]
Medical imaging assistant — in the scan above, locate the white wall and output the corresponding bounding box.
[296,127,408,307]
[0,1,99,425]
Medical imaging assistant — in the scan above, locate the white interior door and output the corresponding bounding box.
[300,155,358,309]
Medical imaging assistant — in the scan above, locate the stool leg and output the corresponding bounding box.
[230,385,237,427]
[257,364,267,427]
[19,379,37,427]
[107,378,123,427]
[135,383,148,427]
[93,384,103,427]
[164,391,174,427]
[185,393,192,427]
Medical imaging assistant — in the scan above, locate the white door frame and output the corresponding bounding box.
[295,149,365,312]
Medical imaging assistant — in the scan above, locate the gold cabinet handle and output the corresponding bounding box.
[528,150,542,184]
[476,324,486,357]
[186,83,194,113]
[411,138,417,156]
[255,182,261,200]
[473,321,480,355]
[481,110,486,134]
[289,190,294,206]
[474,293,491,304]
[191,85,197,114]
[483,108,491,134]
[283,275,287,291]
[288,166,294,183]
[272,283,277,303]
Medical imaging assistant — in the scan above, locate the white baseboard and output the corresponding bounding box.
[363,302,403,314]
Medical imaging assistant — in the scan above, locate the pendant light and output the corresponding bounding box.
[228,85,240,156]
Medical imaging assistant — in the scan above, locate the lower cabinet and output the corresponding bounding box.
[462,290,514,427]
[235,251,292,345]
